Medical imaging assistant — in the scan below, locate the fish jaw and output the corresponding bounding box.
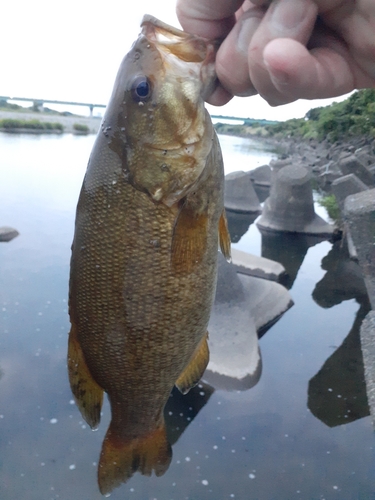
[103,15,218,206]
[140,14,218,100]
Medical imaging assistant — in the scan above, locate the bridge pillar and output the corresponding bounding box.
[32,100,44,112]
[89,105,94,117]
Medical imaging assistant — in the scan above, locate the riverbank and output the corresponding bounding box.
[258,134,375,190]
[0,109,101,134]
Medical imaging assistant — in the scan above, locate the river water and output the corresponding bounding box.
[0,132,373,500]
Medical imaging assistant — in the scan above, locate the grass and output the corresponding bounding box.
[0,118,63,131]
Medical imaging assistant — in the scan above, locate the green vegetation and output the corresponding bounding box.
[73,123,89,133]
[266,89,375,142]
[317,194,340,222]
[0,118,63,131]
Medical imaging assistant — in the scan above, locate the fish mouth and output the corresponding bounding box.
[140,15,218,99]
[141,15,210,63]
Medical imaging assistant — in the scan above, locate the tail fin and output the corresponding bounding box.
[98,422,172,495]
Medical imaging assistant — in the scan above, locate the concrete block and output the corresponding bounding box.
[344,188,375,309]
[224,171,261,214]
[231,247,285,282]
[360,311,375,429]
[332,173,369,212]
[0,226,19,242]
[257,164,334,237]
[249,164,271,187]
[339,153,374,186]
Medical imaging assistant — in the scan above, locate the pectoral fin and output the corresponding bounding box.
[219,209,231,261]
[171,203,208,274]
[67,323,103,429]
[175,333,209,394]
[98,421,172,495]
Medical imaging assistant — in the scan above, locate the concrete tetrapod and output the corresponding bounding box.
[224,171,261,214]
[257,164,334,237]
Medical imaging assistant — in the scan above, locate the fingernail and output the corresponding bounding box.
[267,64,290,87]
[237,15,262,54]
[269,0,306,31]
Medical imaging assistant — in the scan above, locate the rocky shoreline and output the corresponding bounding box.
[261,135,375,189]
[226,132,375,426]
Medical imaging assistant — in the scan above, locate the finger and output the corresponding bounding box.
[263,38,356,103]
[328,2,375,81]
[248,0,318,103]
[215,8,265,97]
[176,0,244,39]
[205,84,234,106]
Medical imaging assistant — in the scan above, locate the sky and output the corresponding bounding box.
[1,0,351,122]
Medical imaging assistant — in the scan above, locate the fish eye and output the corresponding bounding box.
[131,76,152,102]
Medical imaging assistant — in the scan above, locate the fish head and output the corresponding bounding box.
[107,15,218,206]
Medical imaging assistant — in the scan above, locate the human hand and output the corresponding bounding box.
[176,0,375,106]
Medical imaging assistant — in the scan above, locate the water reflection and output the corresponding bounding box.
[259,230,328,289]
[165,383,214,446]
[308,301,371,427]
[253,184,270,203]
[308,238,371,427]
[313,238,369,307]
[226,210,259,243]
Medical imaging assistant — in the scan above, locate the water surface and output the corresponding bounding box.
[0,133,373,500]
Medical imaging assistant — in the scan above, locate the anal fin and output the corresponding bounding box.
[175,332,209,394]
[67,323,103,429]
[219,209,231,261]
[98,421,172,495]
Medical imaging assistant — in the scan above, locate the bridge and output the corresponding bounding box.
[0,96,277,125]
[0,96,106,117]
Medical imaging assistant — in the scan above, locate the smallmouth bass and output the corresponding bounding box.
[68,15,231,495]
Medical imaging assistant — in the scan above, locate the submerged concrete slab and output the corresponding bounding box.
[206,300,262,391]
[224,171,262,214]
[206,254,260,390]
[344,188,375,309]
[231,247,286,282]
[360,311,375,429]
[205,254,293,390]
[0,226,19,242]
[242,274,293,333]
